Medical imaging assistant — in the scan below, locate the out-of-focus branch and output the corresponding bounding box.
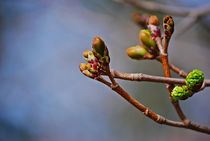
[132,13,148,28]
[116,0,210,17]
[116,0,210,36]
[175,4,210,37]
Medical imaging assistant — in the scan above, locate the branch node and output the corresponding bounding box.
[183,119,191,127]
[200,81,206,91]
[144,108,149,116]
[156,115,166,124]
[166,84,170,89]
[131,73,135,81]
[179,70,185,77]
[138,73,143,80]
[111,83,119,90]
[162,53,168,56]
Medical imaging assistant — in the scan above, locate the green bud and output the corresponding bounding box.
[126,45,153,60]
[79,63,88,72]
[85,63,92,70]
[185,69,204,91]
[92,36,106,57]
[171,85,192,101]
[139,29,157,50]
[79,63,93,72]
[83,51,97,63]
[92,36,110,65]
[83,50,91,59]
[82,70,96,78]
[79,63,99,78]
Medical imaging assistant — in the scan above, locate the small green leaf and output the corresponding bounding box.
[185,69,204,91]
[171,85,192,101]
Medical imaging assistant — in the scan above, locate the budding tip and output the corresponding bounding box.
[171,85,192,101]
[83,50,91,58]
[82,70,93,78]
[92,36,106,50]
[79,63,84,71]
[163,15,174,25]
[148,15,159,26]
[92,36,107,58]
[92,36,103,46]
[139,29,157,50]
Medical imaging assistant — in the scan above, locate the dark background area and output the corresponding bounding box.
[0,0,210,140]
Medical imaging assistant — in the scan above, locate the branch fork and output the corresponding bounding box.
[79,15,210,135]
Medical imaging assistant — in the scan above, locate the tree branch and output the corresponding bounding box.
[96,76,210,134]
[117,0,210,17]
[108,69,210,87]
[117,0,210,36]
[156,32,188,122]
[80,23,210,135]
[157,58,188,78]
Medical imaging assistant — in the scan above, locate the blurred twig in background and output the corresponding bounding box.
[114,0,210,37]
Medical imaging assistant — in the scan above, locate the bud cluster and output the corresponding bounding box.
[171,69,205,101]
[126,15,161,60]
[80,37,110,78]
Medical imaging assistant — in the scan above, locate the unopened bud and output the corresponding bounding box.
[163,16,174,38]
[83,50,91,59]
[79,63,88,72]
[185,69,204,92]
[126,45,152,60]
[92,36,106,57]
[171,85,192,101]
[148,15,159,26]
[83,51,97,63]
[132,13,148,28]
[82,70,96,78]
[92,36,110,65]
[139,29,157,49]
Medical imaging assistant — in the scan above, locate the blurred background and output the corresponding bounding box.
[0,0,210,140]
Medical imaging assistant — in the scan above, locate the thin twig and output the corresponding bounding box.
[96,76,183,125]
[156,57,187,78]
[156,34,188,123]
[96,76,210,134]
[106,66,118,86]
[108,69,210,87]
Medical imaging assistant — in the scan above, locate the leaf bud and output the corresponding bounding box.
[139,29,157,49]
[185,69,204,92]
[92,36,110,65]
[126,45,153,60]
[171,85,192,101]
[163,15,174,38]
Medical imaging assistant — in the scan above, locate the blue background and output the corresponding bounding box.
[0,0,210,140]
